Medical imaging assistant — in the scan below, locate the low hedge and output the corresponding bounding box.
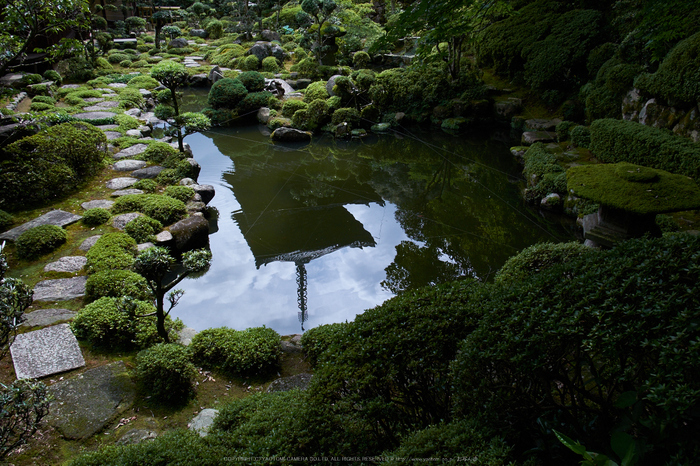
[82,208,111,226]
[124,215,162,243]
[85,232,137,273]
[589,118,700,179]
[85,269,151,302]
[190,326,280,375]
[299,322,348,368]
[494,241,592,284]
[112,194,187,225]
[136,343,197,404]
[15,225,67,259]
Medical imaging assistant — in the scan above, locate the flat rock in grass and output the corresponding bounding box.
[117,429,157,445]
[79,235,101,251]
[96,124,119,131]
[83,97,104,103]
[104,131,123,140]
[125,108,141,118]
[46,361,136,440]
[154,230,173,244]
[137,242,155,252]
[108,83,127,89]
[106,177,138,190]
[114,143,148,160]
[81,199,114,210]
[83,104,117,112]
[112,212,143,230]
[113,160,147,171]
[125,129,142,138]
[111,188,144,197]
[188,409,219,437]
[33,276,87,302]
[10,324,85,380]
[44,256,87,273]
[0,210,81,242]
[131,166,164,179]
[266,373,313,393]
[21,308,76,328]
[59,84,82,90]
[72,111,117,121]
[521,131,556,145]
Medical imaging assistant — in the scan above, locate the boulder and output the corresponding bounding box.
[208,66,224,84]
[112,212,144,230]
[169,38,189,48]
[125,108,142,118]
[106,177,138,190]
[186,201,207,214]
[186,158,201,180]
[271,127,312,142]
[72,111,117,121]
[261,29,281,42]
[168,215,210,252]
[371,123,391,133]
[521,131,556,145]
[33,276,87,302]
[125,129,142,138]
[266,373,313,393]
[247,41,271,61]
[326,75,343,96]
[188,74,209,87]
[257,107,271,124]
[154,230,173,245]
[270,44,288,63]
[495,98,523,119]
[524,118,561,131]
[111,188,145,197]
[103,131,123,140]
[44,256,87,273]
[79,235,101,251]
[131,165,165,179]
[192,184,215,204]
[190,29,207,38]
[540,193,562,211]
[113,160,147,171]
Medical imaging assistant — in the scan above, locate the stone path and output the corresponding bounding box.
[79,235,101,251]
[114,160,147,171]
[81,200,114,210]
[33,276,87,302]
[112,212,143,230]
[114,144,148,160]
[106,177,138,190]
[21,308,76,328]
[0,210,82,241]
[189,409,219,437]
[44,256,87,273]
[112,188,144,197]
[10,324,85,379]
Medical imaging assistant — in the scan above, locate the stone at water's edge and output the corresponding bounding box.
[21,308,76,328]
[189,409,219,437]
[46,361,136,440]
[271,127,312,142]
[192,184,215,205]
[0,210,82,242]
[521,131,556,145]
[10,324,85,379]
[169,216,210,252]
[524,118,561,132]
[33,276,87,302]
[44,256,87,273]
[131,165,165,179]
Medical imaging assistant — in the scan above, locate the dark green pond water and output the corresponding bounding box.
[173,123,574,335]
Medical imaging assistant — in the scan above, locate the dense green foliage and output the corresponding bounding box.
[281,99,308,118]
[163,186,195,204]
[190,327,280,375]
[85,232,137,274]
[298,322,348,368]
[589,119,700,178]
[135,343,196,404]
[0,210,12,232]
[237,71,265,92]
[0,122,107,209]
[84,270,150,302]
[112,194,187,225]
[207,78,248,109]
[15,225,66,259]
[124,215,163,244]
[81,208,111,227]
[494,241,590,284]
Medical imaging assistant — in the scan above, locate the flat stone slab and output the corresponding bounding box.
[21,308,76,328]
[0,210,82,241]
[79,235,101,251]
[111,188,144,197]
[72,111,117,120]
[81,199,114,210]
[521,131,557,145]
[114,144,148,160]
[106,177,138,190]
[83,103,118,112]
[113,160,147,171]
[188,409,219,437]
[266,373,313,393]
[131,166,164,179]
[125,129,142,138]
[108,83,128,88]
[46,361,136,439]
[155,230,173,244]
[33,276,87,302]
[137,242,155,252]
[96,124,119,131]
[104,131,123,140]
[83,97,105,103]
[44,256,87,273]
[112,212,143,230]
[10,324,85,380]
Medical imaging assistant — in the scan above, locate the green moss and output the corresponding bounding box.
[208,78,248,109]
[567,162,700,214]
[85,232,137,273]
[112,194,187,225]
[82,208,111,226]
[85,269,151,302]
[303,81,329,103]
[124,215,163,243]
[15,225,67,259]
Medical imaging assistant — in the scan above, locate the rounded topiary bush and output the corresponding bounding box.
[85,269,151,302]
[43,69,62,85]
[190,326,280,375]
[331,107,360,126]
[136,343,196,404]
[133,179,158,193]
[125,215,163,243]
[570,125,591,148]
[243,55,259,71]
[208,78,248,109]
[108,53,129,64]
[262,56,280,73]
[112,194,187,225]
[85,232,137,273]
[29,102,54,112]
[282,99,308,118]
[15,225,67,260]
[303,81,329,103]
[352,51,370,69]
[144,142,180,164]
[494,242,591,284]
[155,168,181,186]
[238,71,265,92]
[82,208,111,226]
[164,185,195,203]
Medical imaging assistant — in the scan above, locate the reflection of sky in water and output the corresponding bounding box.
[171,131,405,335]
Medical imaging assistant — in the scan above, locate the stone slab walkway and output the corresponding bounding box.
[33,276,87,302]
[10,324,85,379]
[0,210,82,241]
[21,308,76,328]
[44,256,87,273]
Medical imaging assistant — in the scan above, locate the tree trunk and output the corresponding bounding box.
[155,287,170,342]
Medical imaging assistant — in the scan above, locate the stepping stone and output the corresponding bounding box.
[60,84,82,90]
[96,124,119,131]
[112,212,143,230]
[83,97,105,103]
[114,143,148,160]
[104,131,123,140]
[10,324,85,379]
[106,177,138,190]
[521,131,556,145]
[124,108,142,118]
[46,361,136,440]
[117,429,157,445]
[95,100,120,108]
[33,276,87,302]
[83,103,118,112]
[184,56,204,61]
[188,409,219,437]
[44,256,87,273]
[138,89,152,98]
[21,308,76,328]
[131,166,164,179]
[81,199,114,210]
[79,235,101,251]
[108,83,128,88]
[137,242,155,252]
[72,111,117,120]
[0,210,82,241]
[125,129,142,138]
[113,160,147,171]
[267,373,313,393]
[111,188,144,197]
[155,230,173,244]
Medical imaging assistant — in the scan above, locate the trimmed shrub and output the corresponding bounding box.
[0,210,13,232]
[29,102,54,112]
[31,96,56,105]
[43,69,62,85]
[331,107,360,126]
[143,142,179,164]
[261,56,280,73]
[205,20,224,40]
[127,75,159,89]
[108,53,129,64]
[155,168,181,186]
[117,88,144,107]
[136,343,196,404]
[208,78,248,109]
[124,215,162,243]
[300,322,348,368]
[190,326,280,375]
[163,186,195,203]
[82,208,111,226]
[281,99,308,118]
[112,194,187,225]
[570,125,590,148]
[494,242,591,284]
[352,51,370,69]
[85,232,137,274]
[15,225,67,259]
[238,91,273,113]
[589,118,700,178]
[85,269,151,302]
[555,120,577,142]
[303,81,329,103]
[237,71,265,92]
[133,179,158,193]
[243,55,259,71]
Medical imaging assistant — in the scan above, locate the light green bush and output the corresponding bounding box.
[82,208,111,226]
[163,185,195,203]
[15,225,67,259]
[281,99,308,117]
[85,269,151,302]
[303,80,329,103]
[112,194,187,225]
[85,232,137,273]
[124,215,162,243]
[190,326,280,375]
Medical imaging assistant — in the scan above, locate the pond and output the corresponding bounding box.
[171,123,575,335]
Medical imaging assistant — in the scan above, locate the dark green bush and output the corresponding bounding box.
[155,168,181,186]
[352,51,370,69]
[583,57,642,121]
[85,232,137,273]
[522,142,563,181]
[303,81,329,103]
[555,120,577,141]
[72,296,178,349]
[190,326,280,375]
[281,99,308,118]
[163,186,195,204]
[132,179,158,193]
[143,142,179,164]
[15,225,67,260]
[331,107,360,126]
[238,91,273,113]
[494,241,591,284]
[107,53,129,64]
[43,69,62,85]
[299,322,348,368]
[237,71,265,92]
[0,122,107,208]
[82,208,111,226]
[85,269,151,302]
[124,215,162,243]
[112,194,187,225]
[207,78,248,109]
[0,210,12,231]
[205,19,224,40]
[243,55,259,71]
[589,118,700,178]
[135,343,196,404]
[261,56,279,73]
[570,125,590,148]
